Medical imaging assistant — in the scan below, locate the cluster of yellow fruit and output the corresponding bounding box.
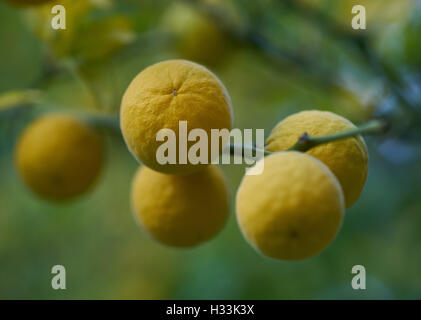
[239,110,368,260]
[14,59,368,262]
[121,59,368,260]
[121,60,233,247]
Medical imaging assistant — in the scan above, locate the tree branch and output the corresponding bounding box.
[229,143,271,158]
[287,119,389,152]
[281,0,420,119]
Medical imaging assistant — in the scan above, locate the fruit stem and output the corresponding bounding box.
[287,119,389,152]
[227,120,388,158]
[229,144,272,157]
[83,114,120,131]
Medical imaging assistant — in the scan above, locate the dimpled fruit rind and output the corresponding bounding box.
[120,59,232,175]
[266,110,368,208]
[131,165,229,247]
[15,114,104,202]
[236,152,345,261]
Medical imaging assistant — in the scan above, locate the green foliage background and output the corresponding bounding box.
[1,0,421,299]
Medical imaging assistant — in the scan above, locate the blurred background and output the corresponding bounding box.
[1,0,421,299]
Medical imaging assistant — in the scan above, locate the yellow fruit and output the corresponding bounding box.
[161,2,230,65]
[131,165,229,247]
[266,110,368,208]
[15,114,104,202]
[236,152,344,261]
[120,59,232,175]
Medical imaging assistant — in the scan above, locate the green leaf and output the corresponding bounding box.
[0,90,41,111]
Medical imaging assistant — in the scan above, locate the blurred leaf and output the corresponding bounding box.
[23,0,93,57]
[404,18,421,69]
[23,0,134,63]
[0,90,41,111]
[72,15,135,62]
[0,2,43,91]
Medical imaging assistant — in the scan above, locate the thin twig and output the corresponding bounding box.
[192,0,419,123]
[61,59,103,110]
[229,143,271,157]
[227,119,387,157]
[282,0,420,118]
[85,114,120,130]
[287,119,389,152]
[185,0,339,90]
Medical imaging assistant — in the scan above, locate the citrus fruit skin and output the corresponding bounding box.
[15,114,104,202]
[120,59,232,175]
[131,165,229,247]
[266,110,368,208]
[161,2,230,66]
[236,152,345,261]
